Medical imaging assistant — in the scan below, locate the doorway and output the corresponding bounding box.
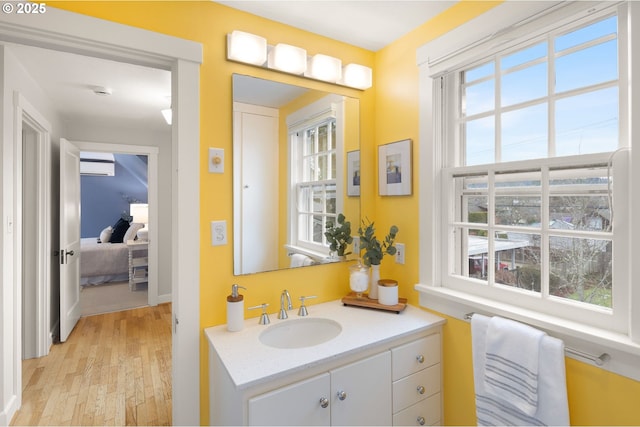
[1,9,201,425]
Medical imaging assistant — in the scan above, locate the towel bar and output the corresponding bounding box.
[464,312,611,366]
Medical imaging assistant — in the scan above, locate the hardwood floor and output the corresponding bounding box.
[11,304,172,426]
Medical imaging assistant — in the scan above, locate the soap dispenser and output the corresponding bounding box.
[227,284,246,332]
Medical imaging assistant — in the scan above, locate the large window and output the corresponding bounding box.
[430,3,631,334]
[294,119,338,251]
[287,95,345,255]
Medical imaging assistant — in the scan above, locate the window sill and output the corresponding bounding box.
[284,244,340,264]
[415,283,640,381]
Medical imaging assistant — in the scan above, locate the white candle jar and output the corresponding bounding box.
[349,263,369,298]
[378,279,398,306]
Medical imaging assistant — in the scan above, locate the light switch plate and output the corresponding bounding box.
[211,220,227,246]
[209,148,224,173]
[395,243,405,264]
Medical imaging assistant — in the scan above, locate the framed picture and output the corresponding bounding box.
[347,150,361,197]
[378,139,412,196]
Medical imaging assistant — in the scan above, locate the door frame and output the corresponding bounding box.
[74,141,160,307]
[0,8,202,426]
[15,92,52,358]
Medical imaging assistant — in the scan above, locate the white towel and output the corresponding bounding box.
[484,316,545,415]
[472,314,570,426]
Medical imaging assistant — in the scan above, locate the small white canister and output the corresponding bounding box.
[378,279,398,306]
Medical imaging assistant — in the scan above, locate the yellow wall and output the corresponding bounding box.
[47,1,640,425]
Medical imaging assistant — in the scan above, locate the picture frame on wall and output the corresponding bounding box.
[378,139,412,196]
[347,150,361,197]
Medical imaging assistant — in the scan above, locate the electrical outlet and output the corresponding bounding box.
[395,243,405,264]
[211,220,227,246]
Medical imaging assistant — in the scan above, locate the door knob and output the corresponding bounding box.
[336,390,347,401]
[66,250,75,256]
[319,397,329,408]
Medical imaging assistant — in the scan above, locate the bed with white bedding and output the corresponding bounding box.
[80,237,129,285]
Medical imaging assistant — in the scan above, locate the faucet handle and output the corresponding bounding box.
[248,303,270,325]
[298,295,317,316]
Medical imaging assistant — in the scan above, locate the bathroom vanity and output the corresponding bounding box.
[205,299,445,425]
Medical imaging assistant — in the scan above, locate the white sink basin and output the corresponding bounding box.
[259,318,342,349]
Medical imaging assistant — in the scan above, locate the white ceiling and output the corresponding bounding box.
[216,1,458,52]
[5,1,458,134]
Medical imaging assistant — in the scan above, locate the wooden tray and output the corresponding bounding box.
[341,292,407,314]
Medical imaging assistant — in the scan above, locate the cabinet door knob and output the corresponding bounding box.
[416,354,425,363]
[417,415,426,425]
[417,385,426,395]
[337,390,347,401]
[319,397,329,408]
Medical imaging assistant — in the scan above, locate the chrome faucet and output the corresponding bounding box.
[278,289,293,319]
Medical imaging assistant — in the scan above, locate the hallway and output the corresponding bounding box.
[11,304,172,426]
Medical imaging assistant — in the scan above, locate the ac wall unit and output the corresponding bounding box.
[80,152,115,176]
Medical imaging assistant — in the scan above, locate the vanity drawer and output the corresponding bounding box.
[392,364,440,413]
[392,334,440,380]
[392,392,441,426]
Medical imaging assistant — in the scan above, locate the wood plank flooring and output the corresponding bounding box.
[11,304,172,426]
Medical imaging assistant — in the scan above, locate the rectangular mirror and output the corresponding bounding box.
[233,74,360,275]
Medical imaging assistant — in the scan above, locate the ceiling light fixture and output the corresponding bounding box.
[226,31,372,90]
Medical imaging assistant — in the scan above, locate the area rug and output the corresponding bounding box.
[80,281,148,316]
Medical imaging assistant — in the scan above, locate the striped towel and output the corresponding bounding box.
[471,314,570,426]
[484,316,545,416]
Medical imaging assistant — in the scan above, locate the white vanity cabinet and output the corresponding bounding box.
[248,351,391,426]
[205,300,445,426]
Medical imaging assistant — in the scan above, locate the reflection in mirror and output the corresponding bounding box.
[233,74,360,275]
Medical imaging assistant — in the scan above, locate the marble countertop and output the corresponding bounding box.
[204,299,445,390]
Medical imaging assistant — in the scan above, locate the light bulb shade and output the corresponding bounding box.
[227,30,267,66]
[305,54,342,83]
[161,108,172,125]
[130,203,149,225]
[341,63,373,90]
[268,43,307,74]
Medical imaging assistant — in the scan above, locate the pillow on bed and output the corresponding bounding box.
[99,226,113,243]
[123,223,144,242]
[109,218,130,243]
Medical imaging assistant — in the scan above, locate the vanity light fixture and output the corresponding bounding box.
[268,43,307,74]
[226,30,372,90]
[227,30,268,66]
[341,63,373,90]
[305,53,342,83]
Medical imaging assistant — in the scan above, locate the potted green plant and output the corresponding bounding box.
[358,218,399,299]
[324,213,353,258]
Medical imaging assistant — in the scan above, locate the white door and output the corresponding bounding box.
[59,138,81,342]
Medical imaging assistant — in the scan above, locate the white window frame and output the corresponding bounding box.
[287,94,345,256]
[416,1,640,381]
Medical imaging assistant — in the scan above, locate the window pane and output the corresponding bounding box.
[501,103,548,161]
[330,121,336,150]
[330,152,336,180]
[555,87,618,156]
[549,236,612,309]
[502,42,547,70]
[303,157,315,181]
[298,213,311,241]
[556,40,617,93]
[465,196,488,224]
[298,186,311,212]
[326,185,336,214]
[305,129,315,155]
[312,186,323,213]
[502,62,547,106]
[318,124,328,152]
[550,196,610,232]
[312,215,323,243]
[466,229,489,282]
[465,116,495,166]
[465,61,494,83]
[496,196,541,227]
[496,231,541,293]
[464,79,495,116]
[555,16,617,52]
[318,154,327,180]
